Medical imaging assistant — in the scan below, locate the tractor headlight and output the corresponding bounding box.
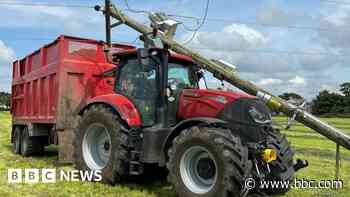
[262,148,277,163]
[248,106,271,124]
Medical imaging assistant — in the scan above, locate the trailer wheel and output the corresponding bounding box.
[20,127,43,156]
[167,126,250,197]
[73,105,129,184]
[12,126,22,154]
[264,128,295,195]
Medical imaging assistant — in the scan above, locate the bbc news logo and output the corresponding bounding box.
[8,169,102,183]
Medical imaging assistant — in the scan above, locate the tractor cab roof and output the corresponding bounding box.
[114,48,194,64]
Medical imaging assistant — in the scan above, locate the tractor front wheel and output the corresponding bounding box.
[167,126,250,197]
[264,128,295,195]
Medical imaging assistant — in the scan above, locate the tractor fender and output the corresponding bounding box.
[79,94,142,127]
[160,117,228,166]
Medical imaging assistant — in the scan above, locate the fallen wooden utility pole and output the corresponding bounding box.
[107,4,350,150]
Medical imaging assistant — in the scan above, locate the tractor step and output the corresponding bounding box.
[129,150,144,175]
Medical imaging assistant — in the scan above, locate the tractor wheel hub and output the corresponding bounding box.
[180,146,218,194]
[82,123,112,170]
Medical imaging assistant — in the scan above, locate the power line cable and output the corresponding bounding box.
[0,1,94,8]
[123,0,149,14]
[177,0,210,32]
[182,0,210,45]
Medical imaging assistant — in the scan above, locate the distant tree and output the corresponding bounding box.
[0,92,11,110]
[312,90,344,115]
[344,105,350,114]
[279,92,303,100]
[340,82,350,96]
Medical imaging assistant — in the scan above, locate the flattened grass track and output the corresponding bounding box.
[0,112,349,196]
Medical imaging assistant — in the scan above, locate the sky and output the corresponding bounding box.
[0,0,349,101]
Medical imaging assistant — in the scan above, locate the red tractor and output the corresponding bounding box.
[95,47,298,196]
[10,35,300,196]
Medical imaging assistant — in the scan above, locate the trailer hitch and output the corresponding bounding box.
[294,158,309,171]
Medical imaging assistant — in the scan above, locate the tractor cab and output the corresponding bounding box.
[113,48,200,127]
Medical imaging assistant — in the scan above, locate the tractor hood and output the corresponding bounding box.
[177,89,257,119]
[177,88,273,143]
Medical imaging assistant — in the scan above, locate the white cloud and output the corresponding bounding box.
[7,3,74,18]
[179,23,297,77]
[0,40,15,92]
[257,78,283,86]
[321,4,350,27]
[178,21,347,100]
[289,76,306,85]
[0,1,103,34]
[257,3,291,26]
[222,24,267,47]
[256,78,283,86]
[178,23,316,97]
[181,23,267,50]
[319,4,350,49]
[0,40,15,62]
[256,1,315,27]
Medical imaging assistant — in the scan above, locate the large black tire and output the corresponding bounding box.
[73,104,129,184]
[12,126,22,154]
[264,128,295,195]
[167,126,250,197]
[20,127,44,156]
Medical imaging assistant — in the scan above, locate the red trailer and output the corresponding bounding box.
[11,35,134,161]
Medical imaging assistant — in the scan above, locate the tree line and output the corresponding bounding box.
[311,82,350,116]
[279,82,350,116]
[0,92,11,111]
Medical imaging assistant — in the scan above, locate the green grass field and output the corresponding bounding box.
[0,111,349,197]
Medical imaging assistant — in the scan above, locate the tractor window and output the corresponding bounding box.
[168,63,197,89]
[116,58,157,126]
[167,62,197,125]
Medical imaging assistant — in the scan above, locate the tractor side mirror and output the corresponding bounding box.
[137,48,150,67]
[196,70,204,80]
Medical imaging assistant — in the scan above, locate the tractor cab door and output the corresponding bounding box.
[167,62,197,124]
[116,58,157,126]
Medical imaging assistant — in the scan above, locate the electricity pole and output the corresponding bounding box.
[101,4,350,151]
[105,0,112,47]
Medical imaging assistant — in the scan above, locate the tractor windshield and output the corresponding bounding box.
[168,62,197,89]
[141,61,198,89]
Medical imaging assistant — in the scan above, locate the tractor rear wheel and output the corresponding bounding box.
[73,105,129,184]
[167,126,250,197]
[264,128,295,195]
